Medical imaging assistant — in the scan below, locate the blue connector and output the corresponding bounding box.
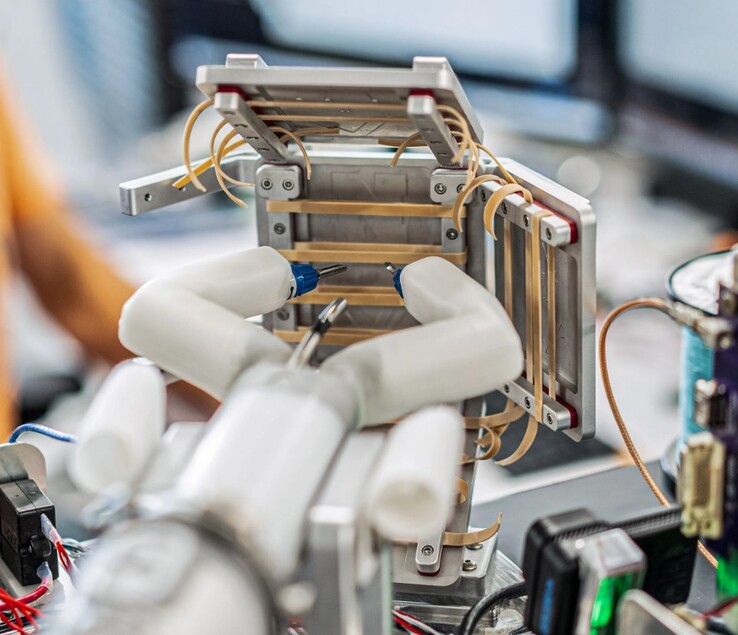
[290,263,320,297]
[393,268,404,298]
[290,263,347,298]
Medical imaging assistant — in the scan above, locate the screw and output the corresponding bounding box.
[467,543,483,551]
[501,202,507,215]
[523,215,530,227]
[545,227,553,240]
[421,545,434,556]
[462,559,477,572]
[434,183,447,195]
[273,223,286,235]
[504,384,510,393]
[524,396,532,409]
[283,180,294,191]
[144,193,152,202]
[481,190,487,202]
[456,183,464,193]
[546,412,554,425]
[446,228,459,240]
[261,178,273,190]
[277,309,290,321]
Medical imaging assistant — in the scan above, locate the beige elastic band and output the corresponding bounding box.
[496,414,539,467]
[274,326,391,347]
[442,513,502,546]
[182,99,213,193]
[451,174,507,232]
[210,120,253,188]
[456,478,470,505]
[288,284,403,307]
[269,126,313,180]
[277,242,467,266]
[215,129,250,208]
[465,404,526,431]
[483,184,534,239]
[266,199,461,219]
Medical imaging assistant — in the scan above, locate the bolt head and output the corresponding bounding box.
[545,227,553,240]
[456,183,464,193]
[446,228,459,240]
[261,178,273,190]
[277,309,290,321]
[434,182,447,195]
[524,396,532,409]
[546,412,554,425]
[274,223,286,235]
[501,202,507,215]
[283,180,294,191]
[421,545,434,556]
[523,215,530,227]
[503,384,510,393]
[467,542,484,551]
[462,559,477,572]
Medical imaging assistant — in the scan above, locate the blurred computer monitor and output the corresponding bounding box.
[618,0,738,193]
[168,0,614,143]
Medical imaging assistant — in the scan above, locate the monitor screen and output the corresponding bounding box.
[619,0,738,115]
[251,0,578,84]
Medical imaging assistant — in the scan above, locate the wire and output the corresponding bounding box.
[458,581,527,635]
[509,626,532,635]
[392,609,446,635]
[8,424,77,445]
[40,515,78,581]
[704,596,738,618]
[707,616,736,634]
[598,298,718,569]
[393,615,424,635]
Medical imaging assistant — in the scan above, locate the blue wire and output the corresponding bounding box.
[8,424,78,445]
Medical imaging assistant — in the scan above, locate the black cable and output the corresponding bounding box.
[707,617,735,635]
[509,625,531,635]
[457,581,527,635]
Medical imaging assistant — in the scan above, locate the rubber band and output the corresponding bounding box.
[270,126,313,180]
[209,120,254,188]
[182,99,213,193]
[451,174,507,233]
[483,183,534,239]
[214,129,250,208]
[442,513,502,546]
[496,414,539,467]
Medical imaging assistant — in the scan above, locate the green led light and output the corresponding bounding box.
[717,549,738,599]
[590,573,638,635]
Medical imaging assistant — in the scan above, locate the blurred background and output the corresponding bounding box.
[2,0,737,503]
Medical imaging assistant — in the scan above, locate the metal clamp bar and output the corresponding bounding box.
[274,326,392,346]
[214,91,290,164]
[119,154,258,215]
[503,376,572,432]
[406,95,461,169]
[288,285,403,307]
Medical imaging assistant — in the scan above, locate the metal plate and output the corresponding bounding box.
[195,55,483,144]
[492,159,596,441]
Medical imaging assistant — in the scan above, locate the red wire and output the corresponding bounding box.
[704,595,738,618]
[56,542,73,574]
[0,582,50,613]
[393,615,424,635]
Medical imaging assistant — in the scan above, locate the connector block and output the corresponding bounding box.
[678,432,725,538]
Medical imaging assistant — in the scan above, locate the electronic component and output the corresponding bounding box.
[0,479,58,586]
[678,432,725,538]
[572,529,645,635]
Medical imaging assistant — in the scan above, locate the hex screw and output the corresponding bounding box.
[273,223,286,235]
[523,215,530,227]
[545,227,553,241]
[261,178,273,190]
[456,183,464,193]
[481,190,487,202]
[462,559,477,572]
[467,543,484,551]
[446,228,459,240]
[524,396,532,409]
[421,545,434,556]
[283,180,294,191]
[504,384,510,393]
[434,183,447,195]
[501,202,508,215]
[546,412,554,425]
[144,193,152,202]
[277,309,290,321]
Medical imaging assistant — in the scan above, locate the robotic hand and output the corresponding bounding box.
[49,246,522,635]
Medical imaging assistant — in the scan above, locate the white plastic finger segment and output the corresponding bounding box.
[365,406,463,542]
[69,361,166,494]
